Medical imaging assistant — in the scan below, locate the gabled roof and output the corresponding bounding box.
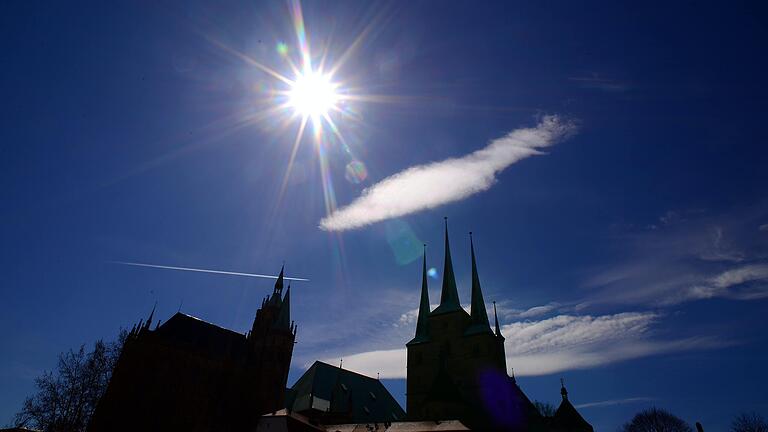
[154,312,246,360]
[287,361,406,423]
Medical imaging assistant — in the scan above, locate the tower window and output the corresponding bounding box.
[369,391,377,400]
[340,383,348,392]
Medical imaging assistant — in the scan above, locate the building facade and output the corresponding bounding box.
[406,220,593,431]
[88,267,296,432]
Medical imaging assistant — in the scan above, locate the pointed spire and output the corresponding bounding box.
[269,264,285,306]
[274,264,285,294]
[468,232,491,332]
[493,301,504,338]
[560,378,568,401]
[145,302,157,330]
[432,218,462,315]
[409,245,431,345]
[274,285,291,330]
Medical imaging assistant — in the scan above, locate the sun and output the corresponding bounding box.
[288,70,338,118]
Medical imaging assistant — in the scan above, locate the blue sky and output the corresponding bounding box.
[1,1,767,429]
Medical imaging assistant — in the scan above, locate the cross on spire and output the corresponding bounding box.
[561,378,569,400]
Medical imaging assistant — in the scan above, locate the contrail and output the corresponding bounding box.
[111,261,310,282]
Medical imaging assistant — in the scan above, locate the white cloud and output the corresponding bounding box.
[503,313,725,376]
[319,116,576,231]
[319,312,726,379]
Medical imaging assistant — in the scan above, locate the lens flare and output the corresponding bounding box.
[427,267,438,279]
[385,220,423,265]
[276,42,289,56]
[344,160,368,184]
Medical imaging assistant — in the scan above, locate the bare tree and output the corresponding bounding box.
[534,400,556,417]
[622,407,693,432]
[13,331,126,432]
[732,412,768,432]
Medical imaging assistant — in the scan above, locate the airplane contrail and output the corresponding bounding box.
[111,261,310,282]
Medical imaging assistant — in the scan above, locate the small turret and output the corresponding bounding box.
[493,301,504,339]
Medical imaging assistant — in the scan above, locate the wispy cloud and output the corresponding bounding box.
[575,397,656,409]
[585,206,768,306]
[319,311,726,379]
[502,313,725,376]
[319,116,577,231]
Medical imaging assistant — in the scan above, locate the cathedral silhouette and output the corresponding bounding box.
[88,221,594,431]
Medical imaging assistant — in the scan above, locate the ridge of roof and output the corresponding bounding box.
[164,312,245,337]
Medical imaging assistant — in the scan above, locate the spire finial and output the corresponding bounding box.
[560,378,568,400]
[339,358,343,369]
[511,367,516,383]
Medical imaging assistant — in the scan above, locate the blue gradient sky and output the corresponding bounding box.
[2,1,767,429]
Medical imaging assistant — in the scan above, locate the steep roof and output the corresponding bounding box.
[154,312,246,360]
[552,398,593,431]
[287,361,406,423]
[551,383,594,432]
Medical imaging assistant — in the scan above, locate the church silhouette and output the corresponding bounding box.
[88,221,593,431]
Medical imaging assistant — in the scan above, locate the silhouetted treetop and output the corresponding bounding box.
[622,407,692,432]
[732,412,768,432]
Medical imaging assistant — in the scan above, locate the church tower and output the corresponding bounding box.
[406,220,508,425]
[89,265,297,432]
[247,265,297,414]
